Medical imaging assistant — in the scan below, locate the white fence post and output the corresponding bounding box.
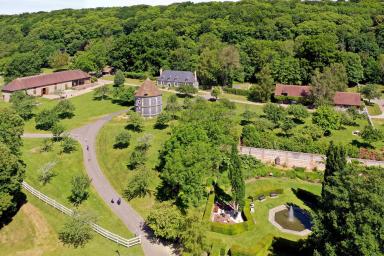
[22,181,140,248]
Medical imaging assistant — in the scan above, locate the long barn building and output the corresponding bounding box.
[1,70,91,102]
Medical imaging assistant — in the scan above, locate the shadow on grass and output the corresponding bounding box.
[270,237,310,256]
[291,188,320,210]
[0,192,27,229]
[351,139,373,149]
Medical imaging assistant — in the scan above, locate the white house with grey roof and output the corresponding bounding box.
[157,69,199,88]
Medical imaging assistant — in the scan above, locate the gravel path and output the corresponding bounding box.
[23,110,174,256]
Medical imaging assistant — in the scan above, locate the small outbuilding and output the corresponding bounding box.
[135,78,162,117]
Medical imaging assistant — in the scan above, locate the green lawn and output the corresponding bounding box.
[24,89,126,133]
[367,103,382,116]
[96,114,171,218]
[207,178,321,251]
[6,138,144,256]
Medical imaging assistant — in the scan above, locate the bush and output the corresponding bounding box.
[124,71,150,80]
[114,130,131,149]
[35,109,59,130]
[61,136,77,153]
[223,87,249,96]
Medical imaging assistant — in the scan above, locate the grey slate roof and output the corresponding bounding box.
[157,70,197,83]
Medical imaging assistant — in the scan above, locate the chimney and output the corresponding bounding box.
[160,68,163,76]
[194,70,197,81]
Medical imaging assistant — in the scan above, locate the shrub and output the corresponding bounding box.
[223,87,249,96]
[68,175,91,206]
[219,98,236,109]
[61,136,77,153]
[53,99,75,119]
[35,109,59,130]
[40,138,53,152]
[114,130,131,149]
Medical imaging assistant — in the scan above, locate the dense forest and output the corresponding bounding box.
[1,0,384,87]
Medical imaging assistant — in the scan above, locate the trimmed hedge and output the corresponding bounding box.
[223,87,249,96]
[230,235,274,256]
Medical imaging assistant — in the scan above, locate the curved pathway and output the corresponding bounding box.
[23,111,174,256]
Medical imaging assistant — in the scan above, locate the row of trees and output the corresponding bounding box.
[0,108,25,222]
[2,1,384,86]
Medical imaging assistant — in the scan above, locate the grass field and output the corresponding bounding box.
[23,89,126,133]
[0,138,144,255]
[367,103,382,116]
[96,113,171,218]
[207,178,321,251]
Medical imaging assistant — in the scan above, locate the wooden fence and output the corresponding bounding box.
[22,181,141,248]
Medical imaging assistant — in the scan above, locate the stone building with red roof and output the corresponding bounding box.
[1,70,91,102]
[274,84,361,108]
[135,78,162,117]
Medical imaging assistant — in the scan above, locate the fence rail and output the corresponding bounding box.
[22,181,141,248]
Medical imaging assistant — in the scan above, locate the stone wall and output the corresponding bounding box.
[240,146,384,170]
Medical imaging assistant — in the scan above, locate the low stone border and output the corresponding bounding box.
[268,205,311,236]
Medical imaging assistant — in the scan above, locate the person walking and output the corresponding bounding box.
[117,198,121,205]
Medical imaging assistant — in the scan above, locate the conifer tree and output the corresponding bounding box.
[228,144,245,212]
[322,141,346,197]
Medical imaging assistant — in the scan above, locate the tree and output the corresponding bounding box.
[312,105,341,132]
[271,56,302,84]
[38,161,57,185]
[61,136,77,153]
[10,91,36,120]
[51,123,65,141]
[287,104,309,122]
[309,165,384,256]
[217,45,241,86]
[360,84,381,103]
[154,112,171,129]
[123,167,152,200]
[248,66,274,102]
[360,125,384,145]
[114,70,125,87]
[280,117,296,136]
[0,142,25,218]
[93,85,109,100]
[181,213,208,255]
[241,109,256,125]
[177,85,198,97]
[263,103,286,126]
[310,63,348,106]
[40,138,53,152]
[35,109,59,131]
[4,52,42,82]
[338,52,364,85]
[49,51,70,70]
[53,100,75,119]
[59,213,93,248]
[127,135,151,169]
[228,145,245,212]
[165,94,181,119]
[146,201,184,241]
[322,141,346,197]
[114,130,131,149]
[68,175,91,206]
[112,86,135,105]
[127,111,144,132]
[0,108,24,154]
[211,86,221,99]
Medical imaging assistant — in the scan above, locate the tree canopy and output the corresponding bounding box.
[1,1,384,86]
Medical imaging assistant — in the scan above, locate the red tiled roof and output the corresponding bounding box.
[135,78,161,97]
[333,92,361,106]
[2,70,90,92]
[274,84,311,97]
